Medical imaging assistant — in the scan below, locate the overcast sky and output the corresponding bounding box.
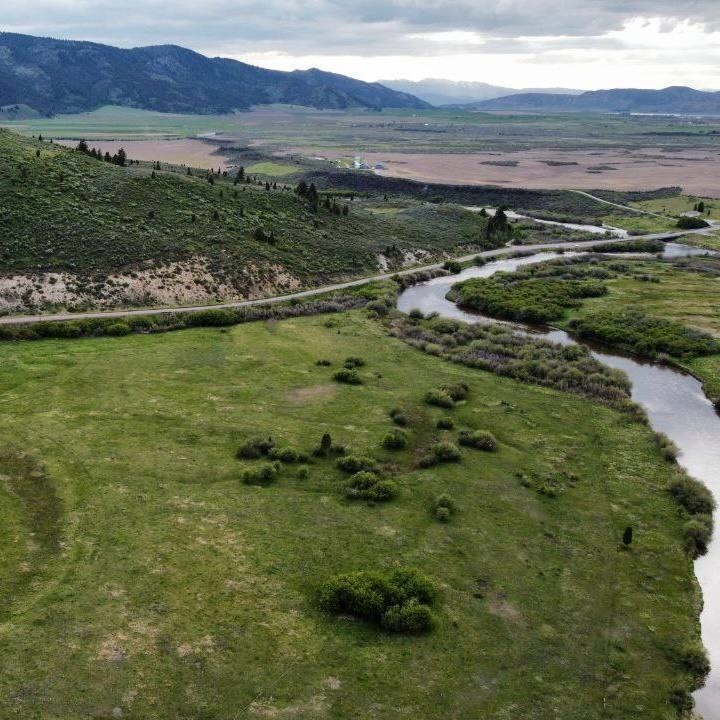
[3,1,719,88]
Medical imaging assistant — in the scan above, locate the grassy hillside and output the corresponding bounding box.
[0,129,493,310]
[0,311,703,719]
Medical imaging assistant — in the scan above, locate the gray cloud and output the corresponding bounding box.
[3,0,719,59]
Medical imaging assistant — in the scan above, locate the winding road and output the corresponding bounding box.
[0,227,711,327]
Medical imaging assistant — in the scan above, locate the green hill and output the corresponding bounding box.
[0,129,491,312]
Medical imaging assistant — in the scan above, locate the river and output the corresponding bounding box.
[397,251,720,718]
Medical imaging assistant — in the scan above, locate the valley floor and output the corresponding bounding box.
[0,312,700,719]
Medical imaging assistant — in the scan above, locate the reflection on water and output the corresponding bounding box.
[397,253,720,718]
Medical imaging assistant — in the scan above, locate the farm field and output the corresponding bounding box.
[340,149,720,196]
[0,311,702,719]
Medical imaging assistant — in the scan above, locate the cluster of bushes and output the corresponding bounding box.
[0,293,372,343]
[382,428,409,450]
[344,471,398,501]
[237,437,276,459]
[452,276,608,324]
[432,494,457,522]
[590,238,664,254]
[568,309,720,359]
[424,383,469,409]
[336,454,378,474]
[389,315,633,409]
[676,216,710,230]
[668,475,715,558]
[458,430,498,451]
[655,433,678,463]
[333,368,362,385]
[419,441,462,468]
[318,567,437,633]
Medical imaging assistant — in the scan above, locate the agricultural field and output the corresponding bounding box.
[0,310,703,719]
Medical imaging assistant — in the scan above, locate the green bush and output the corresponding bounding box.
[105,322,132,336]
[336,455,378,474]
[187,309,238,327]
[315,359,332,366]
[297,465,310,480]
[424,388,455,409]
[389,408,409,427]
[435,506,451,522]
[677,216,710,230]
[381,599,435,632]
[655,433,678,462]
[441,383,469,402]
[432,442,462,463]
[242,461,281,486]
[683,516,713,558]
[458,430,498,451]
[418,454,439,469]
[436,417,454,430]
[343,356,366,369]
[268,447,310,464]
[344,471,397,501]
[237,437,275,460]
[677,642,711,682]
[669,476,715,516]
[333,368,363,385]
[382,428,409,451]
[318,567,437,633]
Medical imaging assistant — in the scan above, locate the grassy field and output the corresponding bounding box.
[244,161,299,177]
[630,195,719,221]
[0,311,702,719]
[5,105,720,154]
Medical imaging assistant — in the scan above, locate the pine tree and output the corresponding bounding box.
[622,526,633,547]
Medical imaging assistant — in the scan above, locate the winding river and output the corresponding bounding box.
[397,251,720,717]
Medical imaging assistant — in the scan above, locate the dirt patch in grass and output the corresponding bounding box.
[286,384,338,404]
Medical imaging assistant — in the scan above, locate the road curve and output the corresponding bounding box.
[569,190,673,219]
[1,228,710,328]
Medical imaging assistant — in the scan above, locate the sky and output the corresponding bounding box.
[3,1,720,89]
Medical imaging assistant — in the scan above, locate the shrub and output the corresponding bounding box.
[187,309,237,327]
[382,429,409,451]
[381,599,435,632]
[425,388,455,409]
[389,408,409,427]
[655,433,678,462]
[237,437,275,460]
[408,308,424,320]
[316,359,332,366]
[105,322,132,336]
[677,642,711,682]
[336,455,378,474]
[345,472,398,501]
[433,493,457,513]
[297,465,310,480]
[677,216,710,230]
[441,383,469,401]
[683,516,713,558]
[436,417,454,430]
[669,476,715,516]
[418,454,439,469]
[268,447,310,464]
[443,260,462,274]
[242,461,281,486]
[344,356,366,369]
[432,442,462,463]
[318,568,436,633]
[333,368,362,385]
[435,506,451,522]
[458,430,498,451]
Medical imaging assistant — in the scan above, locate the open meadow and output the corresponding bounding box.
[0,311,703,719]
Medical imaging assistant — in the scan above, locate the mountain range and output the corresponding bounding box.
[380,79,582,106]
[464,86,720,115]
[0,33,428,115]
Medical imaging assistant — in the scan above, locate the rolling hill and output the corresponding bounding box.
[0,33,429,115]
[466,86,720,115]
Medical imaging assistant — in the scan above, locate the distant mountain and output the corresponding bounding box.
[380,79,582,107]
[0,33,429,115]
[466,86,720,115]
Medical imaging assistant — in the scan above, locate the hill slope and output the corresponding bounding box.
[467,86,720,115]
[0,33,428,114]
[0,129,491,312]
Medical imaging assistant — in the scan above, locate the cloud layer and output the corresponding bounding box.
[3,1,719,87]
